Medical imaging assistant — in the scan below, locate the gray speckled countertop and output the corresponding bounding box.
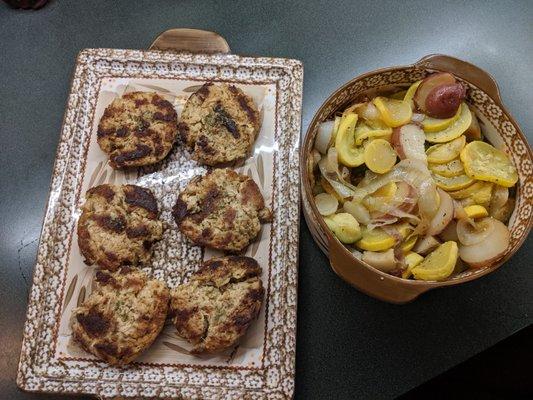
[1,1,531,399]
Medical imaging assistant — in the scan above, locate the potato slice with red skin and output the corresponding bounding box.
[391,124,427,164]
[414,73,456,114]
[425,83,467,118]
[458,217,510,268]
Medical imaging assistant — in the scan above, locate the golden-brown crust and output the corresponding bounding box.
[170,256,264,354]
[71,267,170,365]
[77,184,163,270]
[172,168,272,253]
[179,83,261,167]
[97,92,178,169]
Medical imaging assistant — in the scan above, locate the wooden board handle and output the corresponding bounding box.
[149,28,231,54]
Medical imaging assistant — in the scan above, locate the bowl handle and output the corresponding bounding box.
[149,28,231,54]
[328,236,430,304]
[415,54,503,104]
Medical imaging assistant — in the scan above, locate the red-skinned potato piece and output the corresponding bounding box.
[425,83,466,118]
[391,124,427,164]
[414,73,456,114]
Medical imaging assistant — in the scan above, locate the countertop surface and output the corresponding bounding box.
[1,1,531,399]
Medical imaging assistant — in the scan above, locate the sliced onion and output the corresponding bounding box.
[315,120,335,154]
[314,193,339,216]
[343,200,371,225]
[456,217,495,246]
[360,102,381,121]
[353,159,439,233]
[340,166,351,181]
[412,113,425,123]
[367,216,398,230]
[325,147,339,174]
[318,148,358,198]
[439,220,459,242]
[412,235,441,255]
[453,200,468,220]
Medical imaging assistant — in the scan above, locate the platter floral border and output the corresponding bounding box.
[17,48,303,399]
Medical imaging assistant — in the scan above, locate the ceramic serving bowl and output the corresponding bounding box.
[301,54,532,304]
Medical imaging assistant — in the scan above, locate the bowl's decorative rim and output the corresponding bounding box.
[301,54,532,302]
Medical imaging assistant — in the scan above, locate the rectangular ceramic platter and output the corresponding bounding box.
[17,48,303,399]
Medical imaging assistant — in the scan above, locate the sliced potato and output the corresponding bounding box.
[433,173,475,191]
[425,103,472,143]
[362,249,397,272]
[412,235,441,256]
[364,139,397,174]
[314,193,339,216]
[458,217,510,268]
[335,113,365,167]
[429,159,464,177]
[372,96,413,128]
[324,213,362,244]
[426,136,466,164]
[460,141,518,187]
[411,241,458,281]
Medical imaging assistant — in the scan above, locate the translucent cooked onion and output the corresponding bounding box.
[343,200,371,225]
[315,120,335,154]
[456,217,495,246]
[361,102,381,121]
[314,193,339,216]
[427,189,454,236]
[352,159,439,233]
[318,148,357,198]
[412,113,425,122]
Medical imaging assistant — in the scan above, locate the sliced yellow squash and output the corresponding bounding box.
[460,141,518,187]
[411,241,458,281]
[364,138,397,174]
[335,113,365,167]
[425,103,472,143]
[402,252,425,279]
[401,234,418,253]
[354,122,392,146]
[426,136,466,164]
[464,205,489,219]
[356,228,396,251]
[324,213,362,244]
[390,90,408,100]
[429,159,464,177]
[372,96,413,127]
[404,80,422,108]
[363,182,397,212]
[448,181,493,207]
[433,173,475,191]
[421,105,462,133]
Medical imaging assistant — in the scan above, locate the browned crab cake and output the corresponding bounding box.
[71,267,169,365]
[97,92,178,169]
[77,184,163,271]
[170,256,264,354]
[172,168,272,253]
[178,83,261,167]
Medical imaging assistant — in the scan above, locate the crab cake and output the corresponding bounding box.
[172,168,272,253]
[77,184,163,270]
[97,92,178,169]
[178,83,261,167]
[71,267,169,365]
[171,256,264,354]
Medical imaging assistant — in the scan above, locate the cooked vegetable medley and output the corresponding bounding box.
[310,72,518,281]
